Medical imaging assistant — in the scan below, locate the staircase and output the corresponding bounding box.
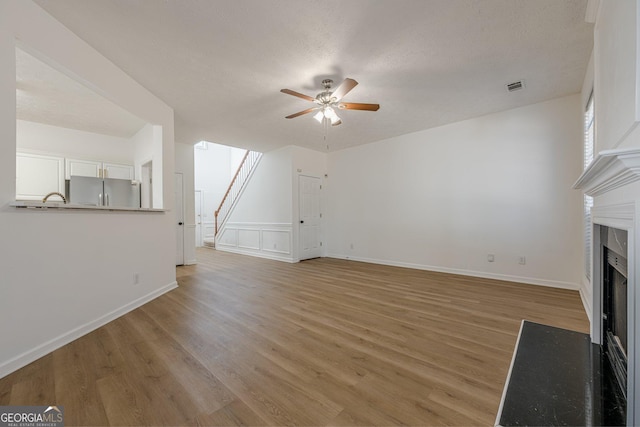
[213,150,262,244]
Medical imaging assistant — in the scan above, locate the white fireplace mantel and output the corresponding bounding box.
[574,148,639,426]
[573,147,640,195]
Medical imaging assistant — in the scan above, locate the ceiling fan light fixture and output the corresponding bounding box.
[281,77,379,127]
[324,107,338,120]
[327,110,341,125]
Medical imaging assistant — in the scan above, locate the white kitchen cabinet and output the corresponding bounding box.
[65,158,134,180]
[65,158,102,179]
[103,162,134,179]
[16,153,65,200]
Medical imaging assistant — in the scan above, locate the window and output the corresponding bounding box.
[584,93,594,280]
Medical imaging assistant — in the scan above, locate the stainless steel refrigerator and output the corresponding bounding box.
[69,176,140,208]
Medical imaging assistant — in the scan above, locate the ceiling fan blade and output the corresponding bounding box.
[280,88,316,102]
[338,102,380,111]
[285,107,317,119]
[331,78,358,101]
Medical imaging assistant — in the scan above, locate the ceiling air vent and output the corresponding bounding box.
[506,80,525,92]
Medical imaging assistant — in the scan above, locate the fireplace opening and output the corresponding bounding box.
[601,226,628,399]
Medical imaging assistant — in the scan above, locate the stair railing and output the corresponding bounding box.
[214,150,262,237]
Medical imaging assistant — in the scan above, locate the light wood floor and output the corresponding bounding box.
[0,248,589,426]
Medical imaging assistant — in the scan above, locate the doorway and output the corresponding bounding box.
[298,175,322,260]
[141,160,153,209]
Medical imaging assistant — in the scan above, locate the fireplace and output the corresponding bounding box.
[600,225,628,417]
[573,148,640,425]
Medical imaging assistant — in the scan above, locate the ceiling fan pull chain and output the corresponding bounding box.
[323,116,329,151]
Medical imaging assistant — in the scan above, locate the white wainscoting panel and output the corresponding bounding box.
[218,227,238,247]
[262,229,291,254]
[216,223,293,262]
[238,228,260,250]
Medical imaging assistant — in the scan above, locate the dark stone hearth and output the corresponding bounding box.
[497,321,625,426]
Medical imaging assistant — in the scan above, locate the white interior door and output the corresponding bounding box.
[195,190,203,247]
[175,173,185,265]
[299,175,322,260]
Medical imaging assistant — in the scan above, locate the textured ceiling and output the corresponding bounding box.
[16,47,147,138]
[34,0,593,152]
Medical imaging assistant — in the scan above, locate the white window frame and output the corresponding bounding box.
[584,92,594,280]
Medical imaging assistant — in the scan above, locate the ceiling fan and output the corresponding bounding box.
[281,78,380,126]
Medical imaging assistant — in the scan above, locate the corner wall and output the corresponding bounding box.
[326,95,584,289]
[0,1,176,378]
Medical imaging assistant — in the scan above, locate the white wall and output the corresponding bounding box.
[326,95,583,289]
[17,119,135,164]
[0,1,175,378]
[132,123,164,207]
[226,146,293,224]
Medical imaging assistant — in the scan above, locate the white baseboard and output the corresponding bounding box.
[0,281,178,379]
[184,258,197,265]
[216,245,295,263]
[327,253,580,290]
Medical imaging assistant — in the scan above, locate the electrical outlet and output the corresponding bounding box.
[350,243,354,250]
[519,256,526,265]
[487,254,495,262]
[133,272,140,285]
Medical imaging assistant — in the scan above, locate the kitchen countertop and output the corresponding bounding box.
[10,200,166,212]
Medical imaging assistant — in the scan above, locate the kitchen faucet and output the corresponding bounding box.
[42,192,67,203]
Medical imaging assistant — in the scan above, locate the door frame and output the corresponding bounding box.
[194,189,203,247]
[175,172,185,266]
